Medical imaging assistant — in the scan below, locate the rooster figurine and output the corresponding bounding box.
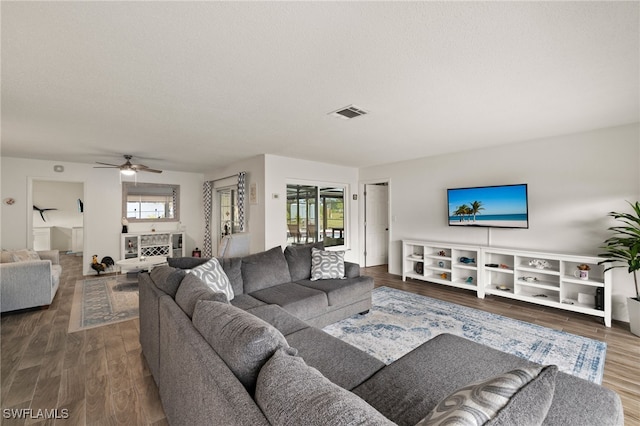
[91,255,115,275]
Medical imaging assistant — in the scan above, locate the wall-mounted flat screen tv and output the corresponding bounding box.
[447,184,528,229]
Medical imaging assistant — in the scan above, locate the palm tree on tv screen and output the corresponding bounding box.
[454,204,470,222]
[470,201,484,222]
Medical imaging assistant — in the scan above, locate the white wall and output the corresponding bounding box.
[1,157,204,275]
[32,180,84,251]
[360,123,640,321]
[264,155,360,263]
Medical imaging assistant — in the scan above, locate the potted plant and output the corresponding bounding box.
[598,201,640,336]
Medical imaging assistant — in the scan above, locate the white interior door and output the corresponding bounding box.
[364,183,389,267]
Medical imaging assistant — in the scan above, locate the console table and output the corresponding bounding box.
[402,240,612,327]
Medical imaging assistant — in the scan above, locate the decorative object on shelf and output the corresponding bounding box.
[192,248,202,258]
[3,197,15,205]
[465,276,473,284]
[499,264,509,269]
[438,261,445,268]
[529,259,550,269]
[496,285,510,291]
[520,276,538,282]
[485,263,499,268]
[578,293,595,307]
[438,250,446,256]
[459,257,475,264]
[598,200,640,336]
[121,217,129,233]
[414,262,424,274]
[574,264,590,280]
[411,253,424,260]
[91,255,114,275]
[440,272,448,279]
[533,294,548,298]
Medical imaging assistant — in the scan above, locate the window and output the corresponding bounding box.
[286,184,345,247]
[218,187,240,238]
[123,182,179,222]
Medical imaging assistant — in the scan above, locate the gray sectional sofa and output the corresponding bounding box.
[139,244,624,425]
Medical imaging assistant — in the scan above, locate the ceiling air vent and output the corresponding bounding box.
[329,105,369,119]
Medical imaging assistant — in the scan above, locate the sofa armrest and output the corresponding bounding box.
[344,261,361,278]
[37,250,60,265]
[0,260,56,312]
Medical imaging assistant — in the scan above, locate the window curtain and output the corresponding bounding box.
[237,172,246,232]
[202,181,213,257]
[202,171,246,257]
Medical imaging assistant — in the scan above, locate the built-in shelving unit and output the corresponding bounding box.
[402,240,480,293]
[402,240,612,327]
[121,232,185,260]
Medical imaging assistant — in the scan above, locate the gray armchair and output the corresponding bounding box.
[0,250,62,312]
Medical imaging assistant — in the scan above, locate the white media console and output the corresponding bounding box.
[402,240,612,327]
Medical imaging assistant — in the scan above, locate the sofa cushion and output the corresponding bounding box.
[11,249,41,262]
[175,274,228,318]
[189,258,234,301]
[218,256,244,295]
[192,300,292,394]
[311,247,345,280]
[150,265,187,298]
[249,282,328,320]
[167,256,209,269]
[298,275,374,306]
[230,294,267,310]
[241,246,292,293]
[284,242,324,281]
[285,326,385,391]
[417,365,557,426]
[246,304,309,336]
[255,348,394,426]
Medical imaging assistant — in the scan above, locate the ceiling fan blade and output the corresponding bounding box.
[138,167,163,173]
[95,162,121,167]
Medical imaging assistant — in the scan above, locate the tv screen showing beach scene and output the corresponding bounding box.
[447,184,529,229]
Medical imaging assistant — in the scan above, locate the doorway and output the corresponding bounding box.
[364,182,389,267]
[30,179,84,254]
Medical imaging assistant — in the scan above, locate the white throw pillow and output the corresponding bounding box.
[11,249,41,262]
[310,247,345,280]
[189,258,234,301]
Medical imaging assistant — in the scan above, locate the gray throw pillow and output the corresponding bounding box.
[241,246,292,293]
[416,365,557,426]
[175,274,228,318]
[256,348,395,426]
[189,258,234,301]
[310,247,345,280]
[284,242,324,281]
[192,300,292,394]
[149,265,186,298]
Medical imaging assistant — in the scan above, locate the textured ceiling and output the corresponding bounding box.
[1,1,638,173]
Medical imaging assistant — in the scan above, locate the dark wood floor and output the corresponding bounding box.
[1,255,639,425]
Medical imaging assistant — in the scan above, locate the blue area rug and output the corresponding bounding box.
[323,286,606,384]
[68,275,139,333]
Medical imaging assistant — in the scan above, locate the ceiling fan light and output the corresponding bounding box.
[121,169,136,176]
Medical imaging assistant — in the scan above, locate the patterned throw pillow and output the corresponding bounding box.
[416,365,557,426]
[310,247,345,281]
[11,249,41,262]
[189,257,234,301]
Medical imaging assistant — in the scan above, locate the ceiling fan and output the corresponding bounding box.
[94,155,162,175]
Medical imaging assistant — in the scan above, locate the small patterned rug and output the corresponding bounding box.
[68,275,139,333]
[323,286,607,384]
